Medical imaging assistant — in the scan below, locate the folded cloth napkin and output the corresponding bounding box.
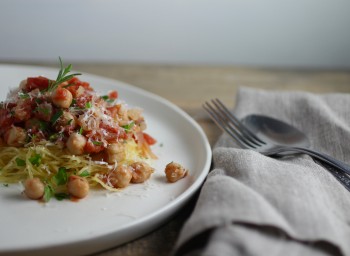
[173,87,350,256]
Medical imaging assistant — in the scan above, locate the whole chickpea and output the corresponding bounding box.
[130,162,154,183]
[52,87,73,108]
[4,126,27,146]
[106,143,125,164]
[24,178,45,200]
[108,165,133,188]
[165,162,188,183]
[67,175,89,199]
[55,111,76,131]
[66,133,87,155]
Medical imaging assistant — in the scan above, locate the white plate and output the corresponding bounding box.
[0,64,211,256]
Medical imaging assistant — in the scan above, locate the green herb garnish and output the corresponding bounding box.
[92,141,102,146]
[101,95,114,103]
[55,193,70,201]
[53,167,68,186]
[122,121,135,132]
[29,153,42,166]
[43,184,54,202]
[15,158,26,167]
[18,92,30,99]
[51,109,63,124]
[47,57,81,92]
[78,127,83,134]
[79,170,90,177]
[85,102,92,109]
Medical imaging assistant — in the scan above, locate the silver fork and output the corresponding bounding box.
[203,98,350,177]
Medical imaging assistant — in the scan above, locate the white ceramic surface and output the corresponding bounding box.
[0,64,212,256]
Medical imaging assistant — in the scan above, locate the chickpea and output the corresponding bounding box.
[24,178,45,200]
[4,126,27,146]
[55,111,76,130]
[130,161,154,183]
[127,108,143,121]
[66,133,87,155]
[107,143,125,164]
[165,162,188,183]
[13,101,32,122]
[67,175,89,199]
[108,165,133,188]
[52,87,73,108]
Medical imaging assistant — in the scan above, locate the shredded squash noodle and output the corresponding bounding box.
[0,58,157,201]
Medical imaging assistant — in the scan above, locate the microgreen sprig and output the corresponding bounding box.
[47,57,81,92]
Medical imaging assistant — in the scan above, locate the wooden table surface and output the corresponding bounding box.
[5,62,350,255]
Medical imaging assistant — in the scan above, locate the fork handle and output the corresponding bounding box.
[270,146,350,176]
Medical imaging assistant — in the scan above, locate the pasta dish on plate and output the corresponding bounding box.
[0,58,161,201]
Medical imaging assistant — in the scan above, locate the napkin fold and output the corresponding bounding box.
[173,87,350,256]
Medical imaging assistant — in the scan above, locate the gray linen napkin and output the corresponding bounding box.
[173,87,350,256]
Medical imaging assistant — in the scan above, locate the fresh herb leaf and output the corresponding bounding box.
[100,95,114,103]
[79,170,90,177]
[43,185,54,202]
[39,120,48,131]
[47,57,81,92]
[70,99,77,107]
[85,102,92,109]
[18,92,30,99]
[51,109,63,124]
[15,158,26,167]
[78,127,83,134]
[36,107,50,115]
[29,153,41,166]
[67,119,73,125]
[92,141,102,146]
[55,193,70,201]
[53,167,68,186]
[49,132,62,141]
[122,121,135,132]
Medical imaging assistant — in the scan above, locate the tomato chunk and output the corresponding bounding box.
[143,132,157,145]
[108,90,118,100]
[26,76,50,91]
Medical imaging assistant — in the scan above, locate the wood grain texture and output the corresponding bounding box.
[5,62,350,255]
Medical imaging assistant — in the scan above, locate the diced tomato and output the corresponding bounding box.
[143,132,157,145]
[65,77,93,97]
[84,140,104,154]
[26,76,49,91]
[108,90,118,100]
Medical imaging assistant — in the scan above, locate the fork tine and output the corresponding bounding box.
[203,102,256,149]
[212,99,265,146]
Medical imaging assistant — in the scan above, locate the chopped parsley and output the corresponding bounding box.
[53,167,68,186]
[79,170,90,177]
[51,109,63,124]
[29,153,42,166]
[85,101,92,109]
[122,121,135,132]
[43,184,54,202]
[101,95,114,103]
[15,158,26,167]
[92,141,102,146]
[18,92,30,99]
[55,193,70,201]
